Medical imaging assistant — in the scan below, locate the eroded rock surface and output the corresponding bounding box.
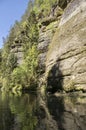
[10,37,23,65]
[46,0,86,92]
[38,19,59,74]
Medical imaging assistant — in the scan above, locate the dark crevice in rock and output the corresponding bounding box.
[56,49,86,62]
[41,17,57,26]
[60,74,71,77]
[77,71,86,74]
[84,43,86,46]
[59,48,76,57]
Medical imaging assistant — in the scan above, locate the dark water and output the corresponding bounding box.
[0,91,38,130]
[0,91,86,130]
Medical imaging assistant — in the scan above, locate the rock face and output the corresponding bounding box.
[37,0,72,74]
[45,0,86,92]
[38,16,60,74]
[10,38,23,65]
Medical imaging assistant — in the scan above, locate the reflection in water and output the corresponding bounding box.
[47,96,65,130]
[0,92,14,130]
[36,93,86,130]
[0,92,38,130]
[0,91,86,130]
[47,93,86,130]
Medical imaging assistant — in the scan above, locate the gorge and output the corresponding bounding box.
[0,0,86,130]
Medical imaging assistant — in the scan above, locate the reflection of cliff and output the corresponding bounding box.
[47,95,64,130]
[48,94,86,130]
[37,93,86,130]
[35,93,58,130]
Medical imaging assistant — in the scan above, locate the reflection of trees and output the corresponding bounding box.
[0,92,14,130]
[0,92,38,130]
[9,93,38,130]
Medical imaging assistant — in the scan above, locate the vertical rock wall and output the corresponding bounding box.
[46,0,86,92]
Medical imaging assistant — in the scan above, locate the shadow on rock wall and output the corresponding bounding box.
[47,60,63,93]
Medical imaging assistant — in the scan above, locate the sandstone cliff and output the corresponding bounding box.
[38,0,86,93]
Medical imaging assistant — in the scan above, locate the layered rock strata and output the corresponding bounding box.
[45,0,86,92]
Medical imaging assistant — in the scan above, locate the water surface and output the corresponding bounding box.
[0,91,86,130]
[0,92,38,130]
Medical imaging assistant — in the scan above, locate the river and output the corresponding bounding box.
[0,91,86,130]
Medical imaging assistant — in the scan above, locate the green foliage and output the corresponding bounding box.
[22,11,39,90]
[0,49,2,82]
[0,8,39,91]
[25,45,38,73]
[11,45,38,91]
[0,0,59,92]
[34,0,57,17]
[6,53,17,73]
[21,0,34,22]
[11,67,25,88]
[24,45,38,88]
[0,49,2,64]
